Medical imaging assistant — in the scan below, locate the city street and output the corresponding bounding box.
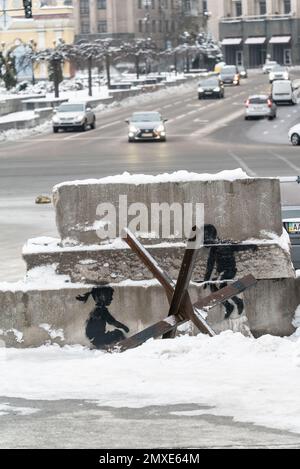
[1,70,300,281]
[1,70,300,449]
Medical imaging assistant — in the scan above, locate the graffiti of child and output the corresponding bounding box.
[202,225,258,319]
[76,286,130,349]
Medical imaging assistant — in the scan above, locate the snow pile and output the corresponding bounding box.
[54,169,250,190]
[0,264,92,293]
[1,330,300,433]
[0,111,37,124]
[0,120,51,142]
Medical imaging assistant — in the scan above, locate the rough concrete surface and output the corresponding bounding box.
[53,178,282,245]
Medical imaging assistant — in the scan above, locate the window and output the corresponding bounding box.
[81,21,90,33]
[97,21,107,33]
[165,19,169,32]
[235,1,242,17]
[259,1,266,15]
[152,19,156,33]
[80,0,89,14]
[284,0,291,14]
[159,20,162,32]
[138,0,142,8]
[138,19,143,32]
[97,0,106,9]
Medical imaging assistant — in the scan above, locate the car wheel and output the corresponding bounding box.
[161,137,167,142]
[128,138,134,143]
[53,127,59,133]
[244,116,249,120]
[198,95,202,100]
[90,118,96,129]
[291,133,300,146]
[268,115,274,121]
[81,121,87,132]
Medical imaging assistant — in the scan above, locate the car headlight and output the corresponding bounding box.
[52,116,59,123]
[270,73,274,80]
[155,125,165,133]
[75,115,84,122]
[129,125,138,133]
[284,73,289,80]
[198,87,204,93]
[213,87,220,92]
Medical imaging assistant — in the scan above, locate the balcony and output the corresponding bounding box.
[220,13,294,23]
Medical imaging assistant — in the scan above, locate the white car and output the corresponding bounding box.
[269,65,289,83]
[52,102,96,133]
[263,61,277,74]
[288,124,300,146]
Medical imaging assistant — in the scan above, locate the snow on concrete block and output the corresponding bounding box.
[53,171,283,246]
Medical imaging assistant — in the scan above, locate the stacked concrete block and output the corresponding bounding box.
[0,171,299,347]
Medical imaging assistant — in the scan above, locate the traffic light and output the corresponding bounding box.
[23,0,32,19]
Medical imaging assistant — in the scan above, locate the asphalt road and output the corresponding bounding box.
[1,70,300,281]
[1,72,300,449]
[1,398,300,449]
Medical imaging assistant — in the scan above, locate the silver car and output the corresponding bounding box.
[126,112,167,142]
[52,102,96,133]
[245,95,277,120]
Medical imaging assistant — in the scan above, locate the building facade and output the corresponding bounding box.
[215,0,300,67]
[0,0,74,78]
[73,0,208,47]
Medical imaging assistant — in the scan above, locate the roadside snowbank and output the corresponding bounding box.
[1,329,300,433]
[0,120,51,142]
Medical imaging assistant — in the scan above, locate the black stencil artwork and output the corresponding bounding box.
[76,286,129,349]
[201,224,258,319]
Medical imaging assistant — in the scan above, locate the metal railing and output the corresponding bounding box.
[221,13,294,22]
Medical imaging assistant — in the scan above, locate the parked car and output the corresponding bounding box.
[272,80,297,105]
[52,102,96,133]
[126,111,167,142]
[288,123,300,146]
[269,65,289,83]
[245,95,277,120]
[262,60,277,74]
[238,65,248,79]
[281,178,300,269]
[219,65,240,86]
[198,77,224,99]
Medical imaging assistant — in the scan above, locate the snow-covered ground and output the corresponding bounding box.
[1,317,300,434]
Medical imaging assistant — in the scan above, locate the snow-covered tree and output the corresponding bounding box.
[121,38,159,79]
[0,48,17,90]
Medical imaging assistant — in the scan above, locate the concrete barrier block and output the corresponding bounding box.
[53,175,283,245]
[23,236,295,283]
[0,278,297,348]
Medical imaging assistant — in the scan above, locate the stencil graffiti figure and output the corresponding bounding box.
[76,286,129,349]
[202,225,257,319]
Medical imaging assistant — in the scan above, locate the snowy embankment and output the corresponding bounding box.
[1,318,300,433]
[0,76,198,142]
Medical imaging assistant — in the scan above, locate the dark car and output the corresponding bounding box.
[198,77,224,99]
[220,65,240,86]
[281,178,300,269]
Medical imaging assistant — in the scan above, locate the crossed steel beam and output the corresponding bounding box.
[114,228,257,352]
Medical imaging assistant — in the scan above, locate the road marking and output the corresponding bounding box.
[191,108,244,137]
[163,104,172,108]
[97,120,122,129]
[62,120,122,140]
[193,119,209,123]
[174,100,182,105]
[228,150,257,176]
[270,151,300,172]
